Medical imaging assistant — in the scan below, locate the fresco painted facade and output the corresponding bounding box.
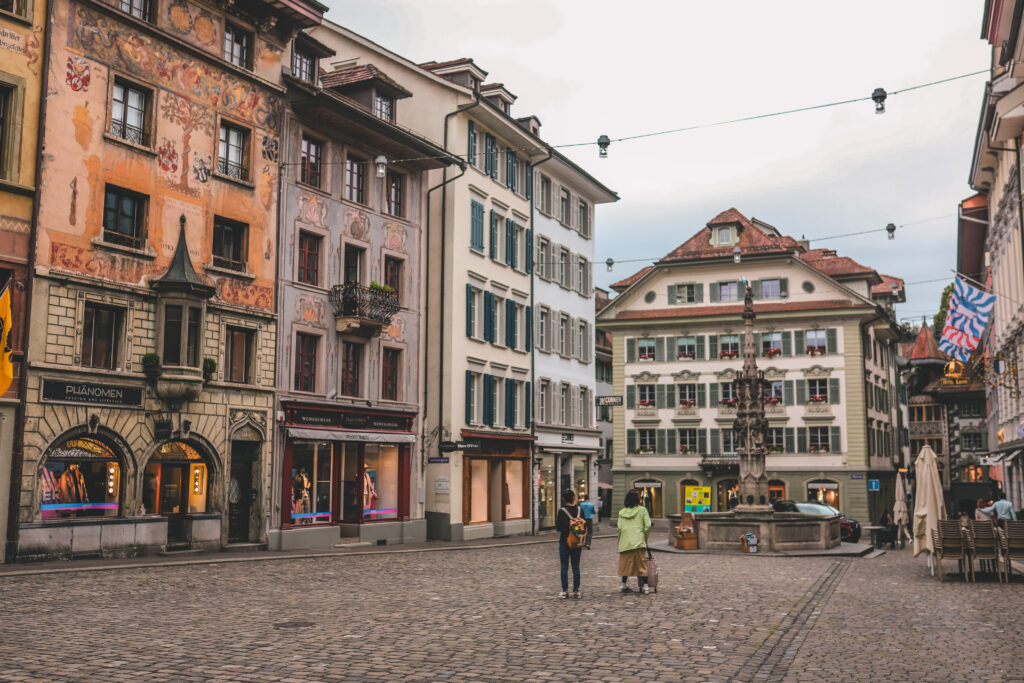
[15,0,325,560]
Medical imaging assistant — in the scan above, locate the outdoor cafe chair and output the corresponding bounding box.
[999,520,1024,580]
[968,520,1005,583]
[933,520,973,583]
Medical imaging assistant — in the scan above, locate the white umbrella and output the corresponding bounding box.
[913,445,946,561]
[893,470,910,545]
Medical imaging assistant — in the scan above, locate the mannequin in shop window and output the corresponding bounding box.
[58,463,88,506]
[362,465,378,518]
[293,467,311,524]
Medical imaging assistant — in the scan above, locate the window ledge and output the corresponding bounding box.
[212,171,255,189]
[103,132,157,157]
[0,177,34,196]
[0,8,32,26]
[92,237,157,260]
[295,180,330,198]
[205,263,256,282]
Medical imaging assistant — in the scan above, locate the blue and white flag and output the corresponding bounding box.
[938,276,995,362]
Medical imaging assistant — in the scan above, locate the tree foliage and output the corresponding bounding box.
[932,282,954,342]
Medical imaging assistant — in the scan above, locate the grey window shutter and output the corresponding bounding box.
[698,429,707,454]
[627,429,637,454]
[785,428,795,453]
[667,284,678,305]
[796,379,807,405]
[830,426,841,453]
[779,278,788,299]
[826,328,838,354]
[829,378,840,404]
[753,333,761,353]
[794,330,805,354]
[626,385,635,409]
[782,331,792,356]
[751,279,762,299]
[667,429,677,455]
[656,383,666,409]
[783,380,794,405]
[709,382,719,405]
[710,428,720,453]
[666,384,676,406]
[697,384,706,407]
[626,338,637,363]
[696,335,706,360]
[695,283,704,303]
[797,427,807,453]
[709,335,719,359]
[710,282,720,303]
[655,337,665,362]
[657,429,667,454]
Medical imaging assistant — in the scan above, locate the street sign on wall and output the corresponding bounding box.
[596,396,623,406]
[868,479,880,492]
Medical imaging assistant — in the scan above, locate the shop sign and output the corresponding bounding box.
[341,412,410,431]
[868,479,880,491]
[634,480,661,489]
[439,441,458,453]
[41,379,143,408]
[683,485,711,513]
[291,409,342,427]
[850,473,864,480]
[435,477,450,493]
[596,395,623,406]
[428,456,449,464]
[457,441,482,451]
[561,433,574,443]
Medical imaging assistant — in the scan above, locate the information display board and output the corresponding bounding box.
[683,485,711,513]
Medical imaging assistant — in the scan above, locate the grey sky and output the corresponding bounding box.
[325,0,991,325]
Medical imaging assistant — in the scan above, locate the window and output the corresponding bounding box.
[678,429,698,453]
[384,256,402,300]
[290,441,333,524]
[638,429,656,452]
[539,176,552,213]
[300,136,322,188]
[218,122,249,180]
[558,248,570,287]
[962,432,983,451]
[225,327,253,383]
[721,430,736,453]
[768,428,785,452]
[962,401,985,418]
[385,172,403,217]
[761,332,783,356]
[102,185,146,249]
[0,86,9,171]
[81,304,122,370]
[118,0,149,20]
[638,338,655,361]
[345,156,365,203]
[596,359,612,383]
[766,380,783,404]
[577,200,590,237]
[576,257,586,294]
[719,382,737,402]
[362,445,400,520]
[343,245,364,284]
[292,48,315,84]
[506,149,518,191]
[676,336,696,359]
[559,315,569,355]
[719,281,739,302]
[637,384,655,407]
[559,188,571,224]
[162,304,202,367]
[578,387,588,427]
[297,232,321,286]
[576,321,586,359]
[536,237,549,279]
[809,426,830,452]
[467,120,477,168]
[538,308,548,350]
[961,464,985,482]
[470,200,484,252]
[382,347,400,401]
[340,341,362,397]
[294,333,318,392]
[806,329,827,353]
[40,437,121,519]
[374,94,395,121]
[110,80,150,146]
[223,23,251,69]
[761,279,781,299]
[677,383,697,406]
[719,334,739,358]
[212,216,248,272]
[808,378,828,403]
[676,284,698,304]
[467,372,479,423]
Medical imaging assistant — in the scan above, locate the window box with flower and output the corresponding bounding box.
[763,395,781,406]
[677,351,695,360]
[768,445,785,453]
[678,445,692,454]
[638,399,656,407]
[719,350,738,359]
[638,352,654,361]
[808,394,827,403]
[805,345,827,356]
[719,397,738,407]
[763,347,782,359]
[678,398,696,408]
[808,446,830,454]
[637,446,655,454]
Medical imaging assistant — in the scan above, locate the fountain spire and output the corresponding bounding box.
[733,282,772,511]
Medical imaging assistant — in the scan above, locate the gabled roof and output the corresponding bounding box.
[871,273,905,297]
[800,248,880,282]
[610,266,652,293]
[321,64,412,98]
[658,208,801,263]
[908,324,946,364]
[609,299,864,321]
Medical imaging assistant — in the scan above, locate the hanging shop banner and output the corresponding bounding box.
[938,276,995,362]
[683,485,711,513]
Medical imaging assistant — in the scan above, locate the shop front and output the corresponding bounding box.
[536,448,597,529]
[272,402,421,550]
[461,431,532,540]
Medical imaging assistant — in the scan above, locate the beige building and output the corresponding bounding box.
[597,209,904,526]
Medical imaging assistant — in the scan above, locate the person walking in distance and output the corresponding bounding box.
[556,488,584,599]
[979,491,1017,528]
[579,495,596,549]
[617,489,652,595]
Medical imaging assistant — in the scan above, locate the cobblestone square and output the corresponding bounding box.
[1,539,1022,682]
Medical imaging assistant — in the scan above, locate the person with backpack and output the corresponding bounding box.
[617,489,652,594]
[556,488,586,599]
[578,496,596,549]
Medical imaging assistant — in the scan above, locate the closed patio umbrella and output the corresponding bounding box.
[913,445,946,560]
[893,470,910,546]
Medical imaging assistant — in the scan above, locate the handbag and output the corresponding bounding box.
[645,546,659,593]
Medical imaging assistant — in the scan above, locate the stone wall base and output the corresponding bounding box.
[17,516,168,561]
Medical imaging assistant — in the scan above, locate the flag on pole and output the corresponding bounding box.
[938,276,995,362]
[0,278,13,396]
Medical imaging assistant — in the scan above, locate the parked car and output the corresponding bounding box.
[772,499,862,542]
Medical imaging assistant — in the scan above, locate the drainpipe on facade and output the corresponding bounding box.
[5,0,53,562]
[528,146,553,535]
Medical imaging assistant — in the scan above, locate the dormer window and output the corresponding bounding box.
[374,94,394,122]
[292,48,315,84]
[718,226,732,245]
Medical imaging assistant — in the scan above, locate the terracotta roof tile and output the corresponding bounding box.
[801,249,878,280]
[611,299,864,321]
[610,266,652,292]
[321,64,412,98]
[659,208,801,263]
[872,273,904,296]
[908,324,946,362]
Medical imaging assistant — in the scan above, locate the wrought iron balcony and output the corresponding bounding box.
[110,121,151,147]
[329,282,400,336]
[701,453,739,467]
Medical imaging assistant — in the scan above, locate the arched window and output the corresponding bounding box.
[632,478,663,518]
[142,441,209,517]
[41,437,121,519]
[768,479,786,503]
[806,479,839,507]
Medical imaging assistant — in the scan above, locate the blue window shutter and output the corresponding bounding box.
[697,384,706,407]
[489,211,498,259]
[695,335,705,360]
[709,382,719,405]
[826,328,838,354]
[654,337,665,362]
[709,335,718,359]
[783,380,794,406]
[466,284,474,337]
[656,429,667,454]
[525,306,532,352]
[656,383,666,409]
[506,300,515,348]
[698,429,707,455]
[710,428,720,453]
[505,218,514,266]
[666,384,675,407]
[465,371,473,424]
[470,201,484,252]
[667,429,677,455]
[667,284,678,305]
[467,120,476,165]
[785,428,795,452]
[510,223,518,269]
[796,379,807,405]
[525,381,532,428]
[695,283,704,303]
[627,429,637,454]
[525,229,532,273]
[526,164,533,199]
[626,338,637,362]
[794,330,805,354]
[797,427,807,453]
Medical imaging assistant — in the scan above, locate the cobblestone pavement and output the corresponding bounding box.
[0,538,1022,682]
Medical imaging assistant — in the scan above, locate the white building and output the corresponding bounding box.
[531,156,617,529]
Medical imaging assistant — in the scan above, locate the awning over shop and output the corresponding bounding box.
[288,428,415,443]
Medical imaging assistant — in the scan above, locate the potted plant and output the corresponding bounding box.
[202,357,217,382]
[679,445,691,454]
[806,345,827,356]
[141,352,161,379]
[719,349,738,359]
[639,352,654,361]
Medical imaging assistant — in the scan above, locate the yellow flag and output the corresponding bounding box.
[0,280,11,396]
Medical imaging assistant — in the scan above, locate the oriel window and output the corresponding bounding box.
[110,80,149,146]
[300,136,322,188]
[81,304,122,370]
[218,122,249,181]
[297,231,321,286]
[212,216,248,272]
[162,304,202,367]
[102,185,146,249]
[223,23,251,69]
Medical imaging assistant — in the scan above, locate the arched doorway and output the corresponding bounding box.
[632,478,663,518]
[143,441,211,544]
[807,479,839,507]
[717,478,738,511]
[40,436,123,519]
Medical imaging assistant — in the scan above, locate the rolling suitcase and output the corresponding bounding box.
[645,546,659,593]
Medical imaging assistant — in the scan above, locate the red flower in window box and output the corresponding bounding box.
[763,348,782,358]
[719,397,738,407]
[638,446,655,453]
[638,399,655,407]
[809,446,830,454]
[678,398,696,408]
[808,394,827,403]
[678,445,691,454]
[719,350,738,359]
[677,351,695,359]
[639,353,654,361]
[806,345,827,356]
[763,396,781,405]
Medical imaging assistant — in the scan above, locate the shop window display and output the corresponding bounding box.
[290,441,333,524]
[573,459,588,502]
[467,459,489,524]
[807,480,839,507]
[142,441,208,516]
[362,445,399,521]
[538,455,556,528]
[503,460,525,520]
[41,437,121,518]
[633,479,663,518]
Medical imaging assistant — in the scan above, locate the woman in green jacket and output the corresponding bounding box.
[617,489,652,594]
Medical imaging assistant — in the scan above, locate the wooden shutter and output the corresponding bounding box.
[779,278,788,299]
[655,337,665,362]
[709,335,719,359]
[667,429,677,455]
[465,284,474,337]
[698,428,707,454]
[505,378,514,427]
[525,306,532,352]
[830,426,841,454]
[489,211,498,259]
[797,427,807,453]
[465,370,473,424]
[657,429,667,454]
[505,299,514,347]
[525,381,532,428]
[751,279,762,299]
[695,283,704,303]
[656,383,666,409]
[627,429,637,454]
[626,384,635,409]
[666,384,676,407]
[783,380,794,406]
[525,164,533,200]
[696,335,705,360]
[785,427,795,453]
[667,284,678,305]
[467,120,476,164]
[483,292,493,342]
[829,377,840,404]
[794,330,805,354]
[826,328,838,354]
[483,374,494,426]
[626,338,637,363]
[697,384,706,407]
[710,282,721,302]
[782,331,792,356]
[709,382,719,405]
[525,230,533,274]
[796,379,807,405]
[505,218,514,267]
[710,428,720,453]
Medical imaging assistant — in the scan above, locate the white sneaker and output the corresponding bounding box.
[642,585,651,595]
[619,584,632,593]
[558,591,567,599]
